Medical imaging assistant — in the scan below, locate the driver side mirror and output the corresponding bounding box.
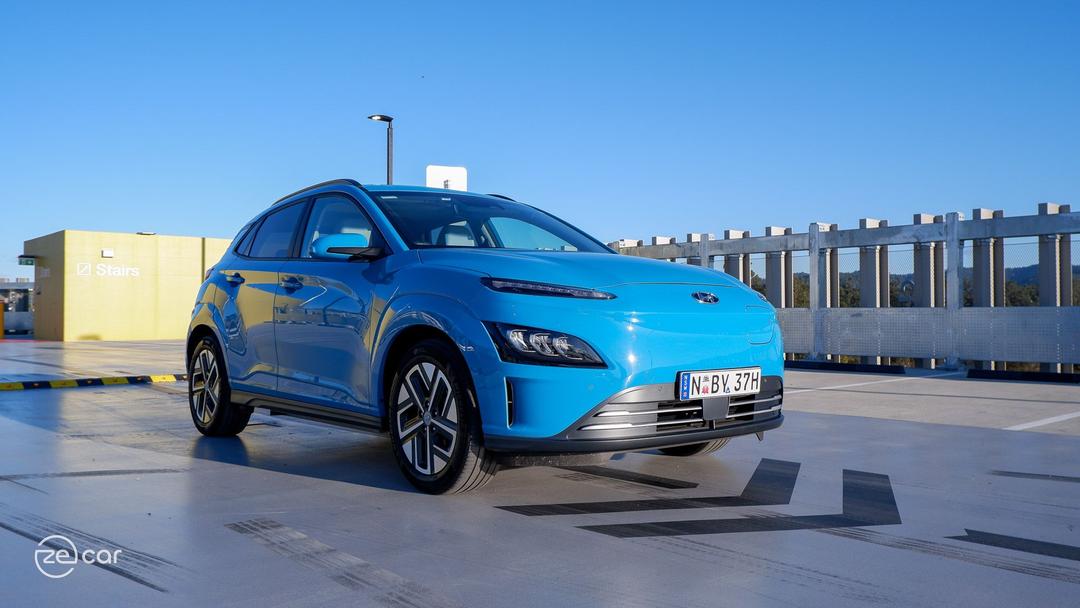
[311,233,383,261]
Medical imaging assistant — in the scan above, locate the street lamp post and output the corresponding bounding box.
[367,114,394,184]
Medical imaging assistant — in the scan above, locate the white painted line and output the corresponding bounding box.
[786,371,965,395]
[1004,411,1080,431]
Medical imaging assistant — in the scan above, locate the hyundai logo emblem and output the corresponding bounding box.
[692,291,719,304]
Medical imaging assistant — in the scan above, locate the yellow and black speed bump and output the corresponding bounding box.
[0,374,188,391]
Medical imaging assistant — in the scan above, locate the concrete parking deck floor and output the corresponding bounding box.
[0,340,1077,606]
[0,339,185,382]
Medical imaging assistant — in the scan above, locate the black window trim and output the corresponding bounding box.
[291,191,388,263]
[230,221,256,254]
[235,199,311,261]
[234,191,389,263]
[233,218,262,257]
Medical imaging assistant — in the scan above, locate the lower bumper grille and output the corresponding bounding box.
[568,376,783,440]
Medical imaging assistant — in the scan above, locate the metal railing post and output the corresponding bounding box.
[878,220,890,311]
[783,227,794,308]
[686,233,712,267]
[933,215,946,308]
[827,224,840,309]
[971,208,996,370]
[1058,205,1073,308]
[1061,205,1074,373]
[765,226,789,307]
[992,210,1007,370]
[859,218,884,364]
[912,213,937,368]
[971,209,995,308]
[1038,203,1065,372]
[808,223,827,361]
[944,211,964,369]
[723,230,750,285]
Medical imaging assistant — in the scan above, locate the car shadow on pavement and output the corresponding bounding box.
[186,431,423,493]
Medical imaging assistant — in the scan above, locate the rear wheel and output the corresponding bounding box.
[658,437,730,457]
[188,335,251,436]
[388,339,497,494]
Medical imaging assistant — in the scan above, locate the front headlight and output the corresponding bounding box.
[480,277,616,300]
[484,322,606,368]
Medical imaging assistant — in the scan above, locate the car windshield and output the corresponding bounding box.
[369,191,610,253]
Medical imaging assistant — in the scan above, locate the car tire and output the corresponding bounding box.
[658,437,731,457]
[388,339,497,494]
[188,335,251,437]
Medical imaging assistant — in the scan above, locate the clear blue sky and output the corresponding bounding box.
[2,0,1077,280]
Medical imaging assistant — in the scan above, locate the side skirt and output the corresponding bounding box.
[232,390,386,433]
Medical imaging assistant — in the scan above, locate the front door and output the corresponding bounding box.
[274,194,385,416]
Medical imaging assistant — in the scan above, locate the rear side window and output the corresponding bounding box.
[248,203,306,258]
[233,221,259,256]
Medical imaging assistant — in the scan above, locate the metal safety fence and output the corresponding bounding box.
[610,204,1079,371]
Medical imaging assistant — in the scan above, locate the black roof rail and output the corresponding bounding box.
[271,179,363,205]
[486,193,517,201]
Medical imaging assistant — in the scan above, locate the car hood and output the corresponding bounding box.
[416,249,741,289]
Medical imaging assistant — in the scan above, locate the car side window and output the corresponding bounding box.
[234,221,260,255]
[300,195,378,258]
[248,202,306,259]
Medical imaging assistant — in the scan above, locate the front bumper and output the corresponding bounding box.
[485,375,783,454]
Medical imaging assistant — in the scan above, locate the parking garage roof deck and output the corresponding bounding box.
[0,339,1077,606]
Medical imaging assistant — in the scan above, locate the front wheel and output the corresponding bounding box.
[658,437,730,457]
[388,339,497,494]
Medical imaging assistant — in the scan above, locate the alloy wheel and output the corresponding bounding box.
[394,361,459,476]
[191,348,221,426]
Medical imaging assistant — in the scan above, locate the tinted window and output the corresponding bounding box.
[369,191,609,253]
[234,221,259,256]
[248,202,305,258]
[300,195,378,258]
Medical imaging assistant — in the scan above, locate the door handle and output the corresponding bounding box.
[280,276,303,290]
[225,272,245,285]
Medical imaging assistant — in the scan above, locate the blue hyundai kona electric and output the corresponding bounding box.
[187,179,784,493]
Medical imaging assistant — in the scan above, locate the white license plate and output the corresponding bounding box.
[678,367,761,400]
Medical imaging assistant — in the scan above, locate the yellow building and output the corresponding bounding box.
[23,230,231,341]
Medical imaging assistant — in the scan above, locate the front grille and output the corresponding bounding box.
[567,376,782,441]
[727,392,783,419]
[581,400,708,432]
[656,400,708,432]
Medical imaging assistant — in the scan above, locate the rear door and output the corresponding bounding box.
[217,201,306,394]
[274,193,385,416]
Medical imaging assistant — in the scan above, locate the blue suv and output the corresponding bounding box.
[187,180,784,493]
